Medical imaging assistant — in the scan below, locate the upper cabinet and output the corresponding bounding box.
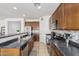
[52,3,79,30]
[52,4,65,29]
[25,22,39,30]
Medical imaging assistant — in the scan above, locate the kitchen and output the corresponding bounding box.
[0,3,79,56]
[0,3,59,56]
[47,3,79,56]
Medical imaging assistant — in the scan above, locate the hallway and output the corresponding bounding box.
[29,41,49,56]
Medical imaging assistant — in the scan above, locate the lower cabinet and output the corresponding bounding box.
[0,49,1,56]
[50,44,57,56]
[50,43,64,56]
[0,35,35,56]
[21,45,29,56]
[21,35,34,56]
[28,38,34,55]
[33,34,39,41]
[21,36,34,56]
[47,44,51,56]
[0,48,20,56]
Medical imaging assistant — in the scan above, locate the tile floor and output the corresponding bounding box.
[30,41,49,56]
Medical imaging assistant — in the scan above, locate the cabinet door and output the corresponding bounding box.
[50,43,63,56]
[64,3,79,29]
[57,4,65,29]
[55,47,64,56]
[52,4,65,29]
[22,45,28,56]
[50,44,57,56]
[0,48,20,56]
[28,38,34,55]
[71,4,79,29]
[64,3,72,29]
[0,49,1,56]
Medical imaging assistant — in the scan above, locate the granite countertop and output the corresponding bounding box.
[0,35,32,49]
[50,39,79,56]
[2,40,28,48]
[0,32,28,39]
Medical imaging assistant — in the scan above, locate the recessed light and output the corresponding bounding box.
[38,6,41,9]
[13,6,17,10]
[23,14,26,17]
[34,3,41,9]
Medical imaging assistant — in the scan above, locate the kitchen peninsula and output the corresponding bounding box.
[0,32,35,56]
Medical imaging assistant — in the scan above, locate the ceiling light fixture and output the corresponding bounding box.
[23,14,26,17]
[13,6,17,10]
[34,3,41,9]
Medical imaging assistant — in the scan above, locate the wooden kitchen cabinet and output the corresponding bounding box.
[57,4,64,29]
[28,40,33,55]
[70,4,79,29]
[21,44,28,56]
[64,3,77,29]
[52,3,64,29]
[0,48,20,56]
[64,3,79,29]
[33,34,39,41]
[50,44,57,56]
[52,4,65,29]
[28,35,34,55]
[50,43,63,56]
[22,35,34,56]
[0,49,1,56]
[52,3,79,30]
[19,35,35,56]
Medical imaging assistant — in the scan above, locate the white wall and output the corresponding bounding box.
[8,21,21,34]
[39,16,51,44]
[5,18,24,34]
[25,19,40,22]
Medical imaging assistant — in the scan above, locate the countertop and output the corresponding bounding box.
[0,32,28,39]
[50,39,79,56]
[0,35,32,49]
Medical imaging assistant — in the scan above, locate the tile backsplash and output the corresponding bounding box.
[52,30,79,41]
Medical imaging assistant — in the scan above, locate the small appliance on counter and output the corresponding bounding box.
[1,26,5,35]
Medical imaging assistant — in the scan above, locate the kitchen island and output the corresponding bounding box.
[0,33,35,56]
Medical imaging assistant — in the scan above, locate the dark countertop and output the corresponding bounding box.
[50,39,79,56]
[0,35,33,50]
[2,40,28,48]
[0,32,28,39]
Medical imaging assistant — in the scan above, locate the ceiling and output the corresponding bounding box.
[0,3,60,19]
